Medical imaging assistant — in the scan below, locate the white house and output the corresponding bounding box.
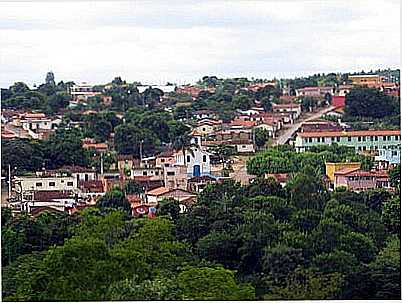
[254,123,276,138]
[235,142,255,153]
[70,83,101,101]
[136,85,176,94]
[14,173,78,193]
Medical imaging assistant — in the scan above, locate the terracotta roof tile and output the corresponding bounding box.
[298,130,400,138]
[147,186,170,196]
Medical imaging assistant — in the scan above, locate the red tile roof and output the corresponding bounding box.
[298,130,400,138]
[272,103,301,109]
[334,167,361,175]
[266,173,290,183]
[147,186,170,196]
[230,119,257,127]
[82,143,108,150]
[127,194,142,204]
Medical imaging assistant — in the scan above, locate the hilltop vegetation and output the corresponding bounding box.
[2,173,400,300]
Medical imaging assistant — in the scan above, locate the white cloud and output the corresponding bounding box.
[0,0,399,88]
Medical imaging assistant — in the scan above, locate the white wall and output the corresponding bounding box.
[17,176,77,192]
[175,147,211,176]
[236,144,255,153]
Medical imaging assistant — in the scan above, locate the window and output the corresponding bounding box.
[388,136,392,141]
[242,145,246,148]
[187,155,191,163]
[331,137,335,142]
[358,137,361,142]
[36,182,42,187]
[348,137,352,142]
[383,136,387,141]
[67,181,74,186]
[202,128,206,131]
[49,182,56,187]
[203,155,207,162]
[370,136,373,141]
[375,136,378,141]
[308,138,312,143]
[362,146,366,151]
[161,159,165,163]
[143,171,147,176]
[336,137,340,142]
[362,136,366,142]
[167,171,175,176]
[155,171,159,176]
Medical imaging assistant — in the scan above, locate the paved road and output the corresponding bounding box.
[273,106,335,146]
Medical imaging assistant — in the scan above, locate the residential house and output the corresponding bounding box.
[193,109,217,120]
[272,103,302,120]
[334,85,353,97]
[245,82,276,92]
[380,82,400,96]
[156,150,176,167]
[187,175,218,193]
[333,168,391,192]
[299,120,346,133]
[163,164,188,190]
[69,83,101,101]
[194,119,222,136]
[236,109,261,116]
[145,187,196,205]
[82,138,109,153]
[1,125,18,140]
[203,139,255,154]
[14,172,78,194]
[117,155,139,172]
[295,86,333,97]
[325,162,362,188]
[295,130,400,153]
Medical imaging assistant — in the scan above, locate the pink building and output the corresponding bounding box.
[334,168,391,192]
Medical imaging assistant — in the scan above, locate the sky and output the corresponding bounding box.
[0,0,400,88]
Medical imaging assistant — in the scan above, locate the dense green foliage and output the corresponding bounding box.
[1,73,72,113]
[2,167,400,300]
[345,87,400,127]
[1,128,90,176]
[247,144,372,176]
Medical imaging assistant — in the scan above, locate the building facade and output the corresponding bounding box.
[295,130,400,153]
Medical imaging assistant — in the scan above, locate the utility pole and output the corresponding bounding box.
[8,164,11,200]
[139,140,144,161]
[100,152,104,176]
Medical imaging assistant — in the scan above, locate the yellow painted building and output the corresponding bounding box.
[348,74,384,87]
[325,162,361,182]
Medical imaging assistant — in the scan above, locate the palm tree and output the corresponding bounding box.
[172,132,195,165]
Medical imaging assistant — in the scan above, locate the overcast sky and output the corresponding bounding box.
[0,0,400,88]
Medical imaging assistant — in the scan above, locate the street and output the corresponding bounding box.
[273,106,335,145]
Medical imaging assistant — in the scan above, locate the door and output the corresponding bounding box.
[193,165,201,177]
